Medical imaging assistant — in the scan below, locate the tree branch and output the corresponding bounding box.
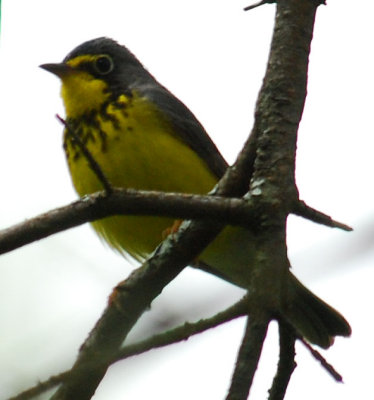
[268,323,297,400]
[115,294,248,361]
[226,312,270,400]
[293,200,353,231]
[0,189,351,257]
[7,372,70,400]
[0,190,256,256]
[225,1,325,399]
[300,338,343,382]
[243,0,276,12]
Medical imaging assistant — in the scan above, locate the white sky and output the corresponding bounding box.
[0,0,373,399]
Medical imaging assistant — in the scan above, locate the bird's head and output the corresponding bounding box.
[40,37,144,118]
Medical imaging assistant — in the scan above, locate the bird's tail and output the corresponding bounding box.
[284,273,351,348]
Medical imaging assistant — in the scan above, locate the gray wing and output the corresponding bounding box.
[137,82,228,179]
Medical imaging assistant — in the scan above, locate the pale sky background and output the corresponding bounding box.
[0,0,373,399]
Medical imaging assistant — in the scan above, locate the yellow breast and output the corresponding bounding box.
[64,92,217,260]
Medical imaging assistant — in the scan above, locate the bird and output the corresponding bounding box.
[40,37,351,348]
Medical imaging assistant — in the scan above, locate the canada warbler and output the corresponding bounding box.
[40,37,351,348]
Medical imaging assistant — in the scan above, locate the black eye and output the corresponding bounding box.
[94,55,114,75]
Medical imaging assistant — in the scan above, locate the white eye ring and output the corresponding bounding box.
[94,55,114,75]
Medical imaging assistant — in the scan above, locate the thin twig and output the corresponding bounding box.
[300,338,343,382]
[244,0,276,12]
[293,200,353,232]
[56,114,113,194]
[268,322,297,400]
[115,295,249,361]
[7,371,70,400]
[226,313,270,400]
[7,296,249,400]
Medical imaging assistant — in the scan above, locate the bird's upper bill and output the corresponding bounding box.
[40,59,110,118]
[40,63,75,79]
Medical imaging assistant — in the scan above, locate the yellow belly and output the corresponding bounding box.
[65,95,218,260]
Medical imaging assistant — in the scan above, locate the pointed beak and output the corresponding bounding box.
[39,62,74,78]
